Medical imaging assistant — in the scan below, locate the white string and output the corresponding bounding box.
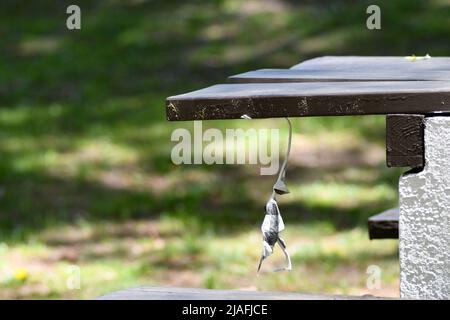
[241,114,293,273]
[271,117,292,200]
[240,114,293,194]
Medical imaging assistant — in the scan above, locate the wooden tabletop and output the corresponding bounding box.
[166,56,450,121]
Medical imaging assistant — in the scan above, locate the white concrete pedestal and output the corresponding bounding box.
[399,117,450,299]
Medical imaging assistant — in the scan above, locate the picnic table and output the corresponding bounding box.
[164,56,450,300]
[167,56,450,121]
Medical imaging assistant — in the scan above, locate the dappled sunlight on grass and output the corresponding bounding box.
[19,36,63,56]
[0,219,399,298]
[286,182,396,210]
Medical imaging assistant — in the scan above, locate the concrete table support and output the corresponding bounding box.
[399,117,450,299]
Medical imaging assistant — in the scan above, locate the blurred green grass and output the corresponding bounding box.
[0,0,449,298]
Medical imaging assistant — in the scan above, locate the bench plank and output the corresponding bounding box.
[386,114,424,168]
[166,81,450,121]
[97,286,383,300]
[368,208,399,240]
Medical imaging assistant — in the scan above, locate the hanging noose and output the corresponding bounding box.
[241,115,293,273]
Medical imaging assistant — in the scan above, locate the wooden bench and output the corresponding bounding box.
[163,56,450,299]
[368,208,399,240]
[98,286,384,300]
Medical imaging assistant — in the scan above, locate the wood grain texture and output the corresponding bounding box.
[166,81,450,121]
[368,208,399,240]
[97,286,385,300]
[228,68,450,83]
[386,114,425,168]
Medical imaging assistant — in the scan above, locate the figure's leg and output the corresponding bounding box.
[274,237,292,272]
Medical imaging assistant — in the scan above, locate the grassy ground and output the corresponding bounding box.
[0,0,449,299]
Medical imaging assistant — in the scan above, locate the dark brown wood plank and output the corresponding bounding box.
[97,286,385,300]
[228,68,450,83]
[386,114,424,168]
[291,56,450,71]
[166,81,450,121]
[368,208,399,240]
